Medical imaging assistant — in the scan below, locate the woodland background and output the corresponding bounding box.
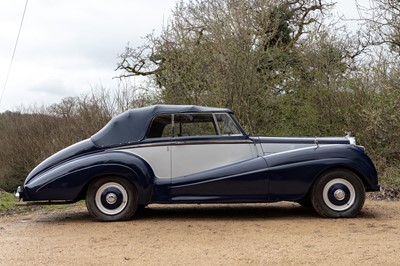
[1,0,399,191]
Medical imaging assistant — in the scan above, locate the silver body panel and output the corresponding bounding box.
[118,141,257,178]
[117,139,340,178]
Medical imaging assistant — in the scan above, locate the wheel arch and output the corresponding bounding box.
[75,172,137,200]
[301,165,370,201]
[75,153,155,205]
[25,151,155,204]
[312,166,366,191]
[266,145,379,202]
[294,165,368,212]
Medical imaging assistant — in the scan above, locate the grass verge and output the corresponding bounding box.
[1,190,85,216]
[0,191,18,215]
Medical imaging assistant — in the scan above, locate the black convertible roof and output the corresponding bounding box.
[91,105,232,147]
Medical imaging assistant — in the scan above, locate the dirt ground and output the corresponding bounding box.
[0,199,399,266]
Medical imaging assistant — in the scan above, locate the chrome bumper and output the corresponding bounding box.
[15,186,23,200]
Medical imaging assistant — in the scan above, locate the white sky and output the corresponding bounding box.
[0,0,368,112]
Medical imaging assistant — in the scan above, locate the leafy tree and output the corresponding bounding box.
[117,0,334,133]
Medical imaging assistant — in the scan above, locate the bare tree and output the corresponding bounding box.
[357,0,400,54]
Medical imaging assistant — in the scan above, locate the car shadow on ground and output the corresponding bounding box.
[137,203,321,221]
[32,201,380,223]
[31,203,317,223]
[33,203,335,223]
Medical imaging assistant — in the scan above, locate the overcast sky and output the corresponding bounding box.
[0,0,368,112]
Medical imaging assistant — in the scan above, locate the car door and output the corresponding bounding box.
[171,113,256,177]
[169,113,267,200]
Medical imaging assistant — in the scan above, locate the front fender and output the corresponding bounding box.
[265,145,379,201]
[23,151,155,204]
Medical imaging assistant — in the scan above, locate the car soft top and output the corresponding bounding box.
[91,104,232,147]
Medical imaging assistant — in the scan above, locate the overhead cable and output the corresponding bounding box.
[0,0,29,109]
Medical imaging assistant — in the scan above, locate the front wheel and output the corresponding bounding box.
[311,169,365,218]
[86,176,138,222]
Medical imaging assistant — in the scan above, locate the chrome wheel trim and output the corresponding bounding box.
[334,189,346,201]
[95,182,128,215]
[322,178,356,211]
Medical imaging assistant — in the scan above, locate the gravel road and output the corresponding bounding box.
[1,200,399,265]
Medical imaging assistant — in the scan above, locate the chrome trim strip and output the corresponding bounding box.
[115,139,254,150]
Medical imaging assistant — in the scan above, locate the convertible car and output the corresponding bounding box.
[15,105,379,221]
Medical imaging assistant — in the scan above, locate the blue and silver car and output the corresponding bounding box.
[16,105,380,221]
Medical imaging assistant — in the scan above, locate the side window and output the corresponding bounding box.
[174,114,218,137]
[214,113,242,136]
[146,113,242,139]
[146,115,172,138]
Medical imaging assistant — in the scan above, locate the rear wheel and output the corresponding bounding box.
[311,169,365,218]
[86,176,138,222]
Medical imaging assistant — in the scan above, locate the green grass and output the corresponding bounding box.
[0,191,86,215]
[0,192,17,214]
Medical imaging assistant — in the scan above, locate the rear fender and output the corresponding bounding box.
[23,151,155,204]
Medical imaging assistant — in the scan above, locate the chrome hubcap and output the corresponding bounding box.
[106,193,117,204]
[334,189,346,201]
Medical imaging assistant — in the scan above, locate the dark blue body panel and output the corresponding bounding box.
[23,150,155,205]
[153,157,269,203]
[265,145,379,201]
[25,139,98,184]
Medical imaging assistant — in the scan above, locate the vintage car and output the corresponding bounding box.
[15,105,379,221]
